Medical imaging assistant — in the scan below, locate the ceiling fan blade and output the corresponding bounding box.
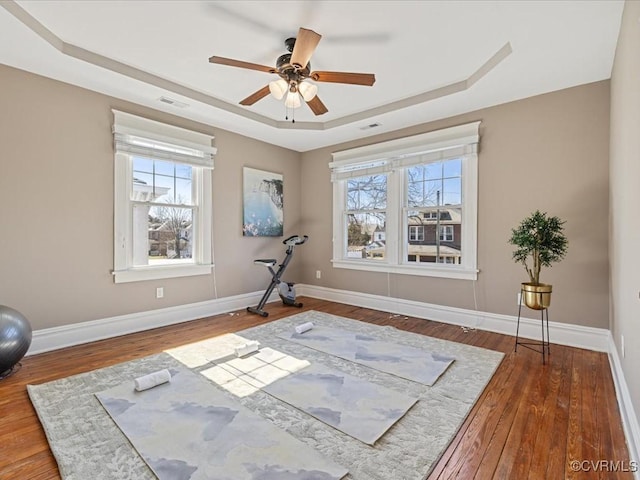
[239,85,271,106]
[290,27,322,69]
[306,95,328,116]
[310,71,376,86]
[209,56,275,73]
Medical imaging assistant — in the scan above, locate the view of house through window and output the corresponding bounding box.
[331,121,478,280]
[131,157,195,266]
[405,159,462,265]
[344,158,463,265]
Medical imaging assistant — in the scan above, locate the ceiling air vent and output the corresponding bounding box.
[359,122,382,130]
[158,96,189,108]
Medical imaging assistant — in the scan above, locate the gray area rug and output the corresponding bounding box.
[96,366,348,480]
[277,324,455,386]
[28,310,504,480]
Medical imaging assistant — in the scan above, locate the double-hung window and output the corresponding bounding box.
[331,122,479,280]
[112,110,216,283]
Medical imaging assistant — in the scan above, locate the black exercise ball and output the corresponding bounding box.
[0,305,32,378]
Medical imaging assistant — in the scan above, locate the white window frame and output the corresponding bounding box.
[112,110,216,283]
[330,122,479,280]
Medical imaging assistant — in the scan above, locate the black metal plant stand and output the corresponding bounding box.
[514,286,550,365]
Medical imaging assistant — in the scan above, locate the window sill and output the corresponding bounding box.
[331,259,478,280]
[113,264,213,284]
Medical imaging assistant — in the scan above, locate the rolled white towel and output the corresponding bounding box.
[295,322,314,334]
[235,340,260,358]
[134,369,171,392]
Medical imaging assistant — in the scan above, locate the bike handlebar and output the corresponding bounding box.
[283,235,308,246]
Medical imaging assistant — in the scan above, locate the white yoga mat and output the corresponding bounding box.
[96,367,348,480]
[278,324,455,386]
[263,363,418,445]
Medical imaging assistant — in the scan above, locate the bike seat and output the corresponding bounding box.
[254,259,277,267]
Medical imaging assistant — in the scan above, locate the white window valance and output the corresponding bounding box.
[112,110,216,168]
[330,121,480,181]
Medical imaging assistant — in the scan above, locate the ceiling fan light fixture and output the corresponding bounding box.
[298,81,318,101]
[284,90,302,109]
[268,79,288,100]
[210,27,375,117]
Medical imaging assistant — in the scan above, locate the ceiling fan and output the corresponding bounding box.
[209,27,376,116]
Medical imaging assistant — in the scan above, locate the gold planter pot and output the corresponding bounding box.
[521,283,552,310]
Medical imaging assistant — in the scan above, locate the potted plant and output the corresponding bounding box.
[509,210,568,310]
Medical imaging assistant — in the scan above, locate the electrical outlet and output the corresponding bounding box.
[621,334,625,358]
[156,287,164,299]
[517,292,522,306]
[316,270,322,279]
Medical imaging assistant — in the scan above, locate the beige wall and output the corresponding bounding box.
[300,81,610,328]
[0,63,612,333]
[610,0,640,424]
[0,64,301,330]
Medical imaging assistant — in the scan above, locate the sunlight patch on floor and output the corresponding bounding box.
[165,335,309,398]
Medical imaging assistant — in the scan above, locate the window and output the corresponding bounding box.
[409,226,424,242]
[331,122,479,280]
[112,110,216,283]
[439,225,454,242]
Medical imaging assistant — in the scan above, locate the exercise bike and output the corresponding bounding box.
[247,234,308,317]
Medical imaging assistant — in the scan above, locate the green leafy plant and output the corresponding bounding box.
[509,210,568,285]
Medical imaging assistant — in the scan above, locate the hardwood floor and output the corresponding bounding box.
[0,298,633,479]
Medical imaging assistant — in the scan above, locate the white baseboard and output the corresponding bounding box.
[30,283,610,355]
[28,290,279,355]
[608,333,640,478]
[298,284,610,352]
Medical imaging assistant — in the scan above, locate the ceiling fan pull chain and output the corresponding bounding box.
[284,103,296,123]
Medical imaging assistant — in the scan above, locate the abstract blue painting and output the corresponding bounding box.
[243,167,283,237]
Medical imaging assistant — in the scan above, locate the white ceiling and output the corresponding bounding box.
[0,0,624,152]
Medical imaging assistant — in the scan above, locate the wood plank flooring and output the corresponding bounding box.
[0,298,633,479]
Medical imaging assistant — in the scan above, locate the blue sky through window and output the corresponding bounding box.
[407,159,461,207]
[132,157,193,205]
